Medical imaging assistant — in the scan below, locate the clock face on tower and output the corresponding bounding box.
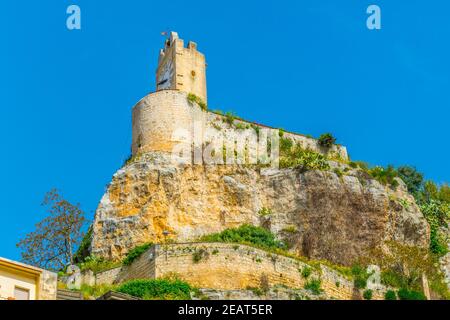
[157,60,174,90]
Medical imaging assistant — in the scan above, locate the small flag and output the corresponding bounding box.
[161,31,168,36]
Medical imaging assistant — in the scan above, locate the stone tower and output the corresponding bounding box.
[156,32,207,103]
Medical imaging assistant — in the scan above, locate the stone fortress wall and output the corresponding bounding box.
[131,90,348,162]
[92,243,386,300]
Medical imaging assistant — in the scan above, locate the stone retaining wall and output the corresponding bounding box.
[94,243,387,300]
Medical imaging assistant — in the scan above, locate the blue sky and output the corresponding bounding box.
[0,0,449,261]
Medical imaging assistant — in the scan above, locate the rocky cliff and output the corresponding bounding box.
[91,152,429,266]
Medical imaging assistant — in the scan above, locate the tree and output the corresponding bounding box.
[397,166,424,195]
[17,189,86,271]
[438,184,450,203]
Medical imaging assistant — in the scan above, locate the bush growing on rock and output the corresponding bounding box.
[318,133,336,148]
[304,278,322,295]
[368,165,399,189]
[301,266,312,279]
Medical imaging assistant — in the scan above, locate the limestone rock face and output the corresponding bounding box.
[91,153,429,265]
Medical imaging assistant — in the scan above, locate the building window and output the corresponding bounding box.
[14,287,30,300]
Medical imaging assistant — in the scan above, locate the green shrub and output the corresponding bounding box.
[304,279,322,295]
[351,265,370,289]
[200,224,287,251]
[301,266,312,279]
[187,93,207,111]
[384,290,397,300]
[318,133,336,148]
[78,255,120,273]
[363,289,373,300]
[420,200,449,256]
[192,248,208,263]
[381,270,407,289]
[123,243,153,266]
[280,137,294,154]
[354,278,367,290]
[397,288,426,300]
[368,165,399,189]
[279,144,330,171]
[429,229,448,256]
[117,279,192,300]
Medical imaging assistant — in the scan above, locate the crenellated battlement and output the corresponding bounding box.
[156,32,207,103]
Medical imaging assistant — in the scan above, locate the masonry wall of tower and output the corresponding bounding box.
[131,90,348,160]
[131,90,199,155]
[156,32,207,103]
